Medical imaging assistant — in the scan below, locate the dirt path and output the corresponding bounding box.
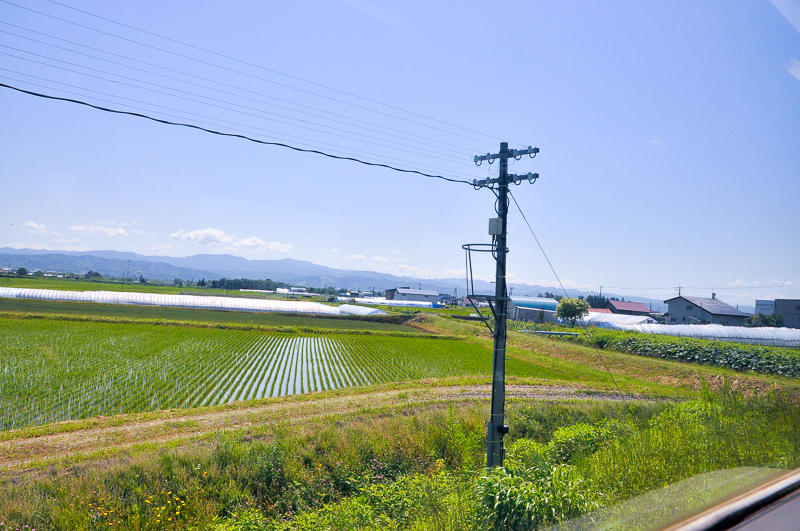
[0,384,652,471]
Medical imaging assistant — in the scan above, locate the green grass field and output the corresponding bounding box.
[2,296,800,530]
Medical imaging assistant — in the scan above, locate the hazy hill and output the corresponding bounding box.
[0,248,671,311]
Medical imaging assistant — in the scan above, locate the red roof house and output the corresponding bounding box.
[603,300,652,316]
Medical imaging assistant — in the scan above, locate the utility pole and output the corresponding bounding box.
[473,142,539,467]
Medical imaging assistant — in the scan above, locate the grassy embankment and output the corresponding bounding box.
[1,300,799,529]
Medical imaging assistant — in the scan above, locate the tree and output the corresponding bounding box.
[16,267,28,276]
[586,294,608,308]
[556,297,590,326]
[744,313,784,328]
[538,291,564,302]
[84,271,101,279]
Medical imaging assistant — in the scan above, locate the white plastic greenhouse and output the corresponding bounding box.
[600,322,800,348]
[337,304,388,316]
[336,296,435,308]
[575,312,657,327]
[0,287,387,316]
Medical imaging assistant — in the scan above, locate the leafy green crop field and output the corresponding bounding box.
[584,329,800,378]
[0,317,491,430]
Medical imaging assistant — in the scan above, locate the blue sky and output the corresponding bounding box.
[1,0,798,306]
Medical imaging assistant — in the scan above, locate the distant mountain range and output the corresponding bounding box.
[1,248,677,311]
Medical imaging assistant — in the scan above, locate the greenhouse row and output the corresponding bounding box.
[599,322,800,348]
[336,296,435,308]
[0,288,386,316]
[576,312,657,326]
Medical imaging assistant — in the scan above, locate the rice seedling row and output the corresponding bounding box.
[0,317,492,430]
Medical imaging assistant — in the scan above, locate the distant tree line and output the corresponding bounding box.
[744,313,784,328]
[195,277,337,295]
[199,278,290,290]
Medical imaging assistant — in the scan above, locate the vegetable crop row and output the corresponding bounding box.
[583,329,800,378]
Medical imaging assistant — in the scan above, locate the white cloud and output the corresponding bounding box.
[336,0,401,27]
[546,278,596,290]
[24,221,47,234]
[649,138,663,147]
[7,241,89,251]
[170,228,232,245]
[787,56,800,83]
[345,254,367,261]
[170,228,292,254]
[51,231,63,238]
[331,248,340,253]
[232,237,293,253]
[768,278,796,287]
[131,229,146,235]
[7,241,49,250]
[770,0,800,35]
[372,256,390,263]
[150,244,174,253]
[70,225,127,237]
[51,237,83,246]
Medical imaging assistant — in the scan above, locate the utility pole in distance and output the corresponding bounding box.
[473,142,539,467]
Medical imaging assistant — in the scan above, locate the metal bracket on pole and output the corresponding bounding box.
[467,142,540,468]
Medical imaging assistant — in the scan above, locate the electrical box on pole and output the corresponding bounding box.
[465,142,539,468]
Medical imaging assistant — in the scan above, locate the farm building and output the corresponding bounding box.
[509,297,559,322]
[755,299,776,315]
[514,307,558,323]
[509,297,559,312]
[603,300,652,316]
[461,295,489,308]
[385,287,439,303]
[664,294,748,326]
[775,299,800,329]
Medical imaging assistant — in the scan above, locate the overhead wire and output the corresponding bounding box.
[0,23,478,157]
[508,190,636,415]
[0,82,474,185]
[508,191,569,298]
[1,0,500,146]
[38,0,510,146]
[0,46,474,166]
[0,67,471,178]
[0,71,477,181]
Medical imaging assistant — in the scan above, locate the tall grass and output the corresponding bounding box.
[1,389,798,530]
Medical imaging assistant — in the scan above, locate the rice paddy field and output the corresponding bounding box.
[0,315,493,430]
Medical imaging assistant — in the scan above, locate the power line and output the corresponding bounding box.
[1,0,498,146]
[0,82,474,185]
[0,23,478,157]
[0,47,472,166]
[39,0,508,145]
[508,190,636,418]
[0,71,476,181]
[580,285,795,292]
[508,191,570,299]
